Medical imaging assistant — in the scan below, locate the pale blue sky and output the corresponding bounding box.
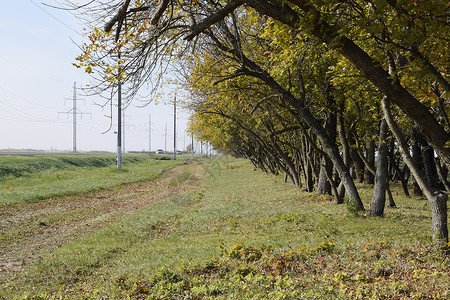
[0,1,190,152]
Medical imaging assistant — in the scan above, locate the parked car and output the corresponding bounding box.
[176,150,182,155]
[156,149,164,154]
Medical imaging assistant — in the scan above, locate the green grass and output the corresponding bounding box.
[0,154,183,205]
[3,158,449,299]
[0,154,148,178]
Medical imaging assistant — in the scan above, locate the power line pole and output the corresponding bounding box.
[72,83,77,152]
[164,122,167,153]
[123,109,125,154]
[58,82,90,152]
[143,114,157,153]
[173,95,177,160]
[117,53,122,169]
[121,111,133,153]
[148,114,152,152]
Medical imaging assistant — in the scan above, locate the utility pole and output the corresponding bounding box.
[72,83,76,152]
[143,114,156,153]
[148,114,152,152]
[117,53,122,169]
[122,109,125,154]
[59,82,90,152]
[121,111,133,153]
[173,95,177,160]
[164,122,167,153]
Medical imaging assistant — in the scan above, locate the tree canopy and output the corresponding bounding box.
[72,0,449,244]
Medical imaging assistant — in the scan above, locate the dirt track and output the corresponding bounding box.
[0,164,204,284]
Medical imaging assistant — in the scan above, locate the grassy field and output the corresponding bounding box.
[0,157,448,299]
[0,154,182,205]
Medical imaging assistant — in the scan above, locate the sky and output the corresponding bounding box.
[0,1,192,153]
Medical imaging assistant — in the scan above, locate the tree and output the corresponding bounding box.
[71,0,448,243]
[382,97,448,245]
[182,0,450,168]
[370,117,389,217]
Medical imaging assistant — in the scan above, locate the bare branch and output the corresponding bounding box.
[42,0,95,10]
[129,6,151,13]
[184,0,245,41]
[269,126,301,137]
[213,73,243,85]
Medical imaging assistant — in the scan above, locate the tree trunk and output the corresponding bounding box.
[301,107,363,209]
[382,97,448,245]
[324,162,343,204]
[411,127,423,196]
[235,51,364,210]
[388,149,410,197]
[293,149,303,188]
[272,138,301,188]
[337,107,352,172]
[318,106,336,195]
[352,150,365,183]
[435,157,450,193]
[371,119,389,217]
[317,159,331,195]
[386,185,397,208]
[432,193,448,246]
[364,138,375,184]
[422,143,440,191]
[336,104,352,200]
[337,181,346,204]
[305,157,314,192]
[349,135,364,183]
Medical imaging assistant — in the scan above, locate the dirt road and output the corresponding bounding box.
[0,164,204,284]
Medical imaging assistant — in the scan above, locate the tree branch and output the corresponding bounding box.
[104,0,131,34]
[184,0,245,41]
[150,0,171,25]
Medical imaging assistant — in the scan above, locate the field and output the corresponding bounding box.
[0,155,448,299]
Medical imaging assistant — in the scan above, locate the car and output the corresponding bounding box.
[176,150,182,155]
[156,149,164,154]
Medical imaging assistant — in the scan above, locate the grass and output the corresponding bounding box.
[0,154,147,178]
[0,154,183,205]
[2,158,449,299]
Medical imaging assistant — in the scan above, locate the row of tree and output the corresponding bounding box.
[71,0,448,245]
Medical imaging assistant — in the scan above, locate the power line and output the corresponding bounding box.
[0,85,61,109]
[28,0,79,34]
[0,112,65,123]
[0,100,63,123]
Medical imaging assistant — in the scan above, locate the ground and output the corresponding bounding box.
[0,163,204,285]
